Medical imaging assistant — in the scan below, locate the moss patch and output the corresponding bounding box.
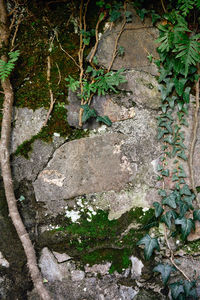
[39,207,156,273]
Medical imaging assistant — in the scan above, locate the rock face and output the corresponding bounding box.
[33,133,133,214]
[2,4,200,300]
[66,70,160,129]
[11,107,47,153]
[94,5,159,75]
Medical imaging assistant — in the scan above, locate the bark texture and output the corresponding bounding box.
[0,1,52,299]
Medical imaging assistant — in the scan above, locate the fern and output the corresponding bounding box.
[174,34,200,76]
[178,0,195,15]
[0,50,20,81]
[156,24,174,52]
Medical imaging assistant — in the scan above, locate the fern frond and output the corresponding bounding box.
[174,34,200,77]
[156,25,174,52]
[0,50,20,81]
[178,0,195,15]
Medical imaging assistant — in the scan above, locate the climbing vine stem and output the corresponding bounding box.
[188,65,200,201]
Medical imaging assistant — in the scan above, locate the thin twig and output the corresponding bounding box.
[43,56,56,127]
[188,66,200,201]
[57,40,80,69]
[11,13,23,49]
[89,12,106,66]
[55,62,61,85]
[78,0,90,127]
[160,0,167,13]
[107,1,127,72]
[164,225,191,281]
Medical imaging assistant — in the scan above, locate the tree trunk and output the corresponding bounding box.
[0,1,52,299]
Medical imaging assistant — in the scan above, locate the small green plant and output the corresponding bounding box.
[65,0,130,126]
[0,50,20,81]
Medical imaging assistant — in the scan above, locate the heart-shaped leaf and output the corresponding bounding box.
[153,264,176,285]
[137,234,160,260]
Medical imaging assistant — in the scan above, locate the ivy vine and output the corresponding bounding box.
[137,0,200,298]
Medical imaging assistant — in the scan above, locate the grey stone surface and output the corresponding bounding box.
[12,137,65,182]
[71,270,85,281]
[33,133,134,214]
[53,251,71,263]
[39,247,73,282]
[85,262,112,275]
[28,276,139,300]
[11,107,48,153]
[94,5,159,75]
[67,90,135,129]
[0,275,13,300]
[0,251,9,268]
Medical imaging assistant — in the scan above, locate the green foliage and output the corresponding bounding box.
[153,264,176,285]
[0,50,20,81]
[96,115,112,126]
[153,202,164,218]
[137,0,200,297]
[81,104,97,123]
[169,280,197,299]
[137,234,160,260]
[175,217,194,240]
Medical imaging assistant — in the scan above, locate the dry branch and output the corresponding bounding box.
[0,1,52,299]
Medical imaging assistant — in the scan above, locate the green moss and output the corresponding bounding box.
[181,240,200,254]
[40,207,157,273]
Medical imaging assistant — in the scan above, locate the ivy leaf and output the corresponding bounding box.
[183,86,191,103]
[160,121,173,133]
[172,174,179,182]
[180,184,191,196]
[159,82,174,100]
[109,9,121,22]
[193,210,200,222]
[179,201,189,218]
[137,234,160,260]
[177,150,187,161]
[157,164,163,171]
[175,217,194,240]
[153,202,164,218]
[118,46,125,57]
[96,116,112,126]
[170,282,184,299]
[157,128,168,139]
[81,104,97,123]
[161,169,170,177]
[163,135,173,144]
[137,8,148,21]
[125,11,132,23]
[182,194,195,209]
[153,264,175,285]
[183,280,197,298]
[158,189,167,197]
[162,192,177,209]
[161,210,177,228]
[173,78,187,96]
